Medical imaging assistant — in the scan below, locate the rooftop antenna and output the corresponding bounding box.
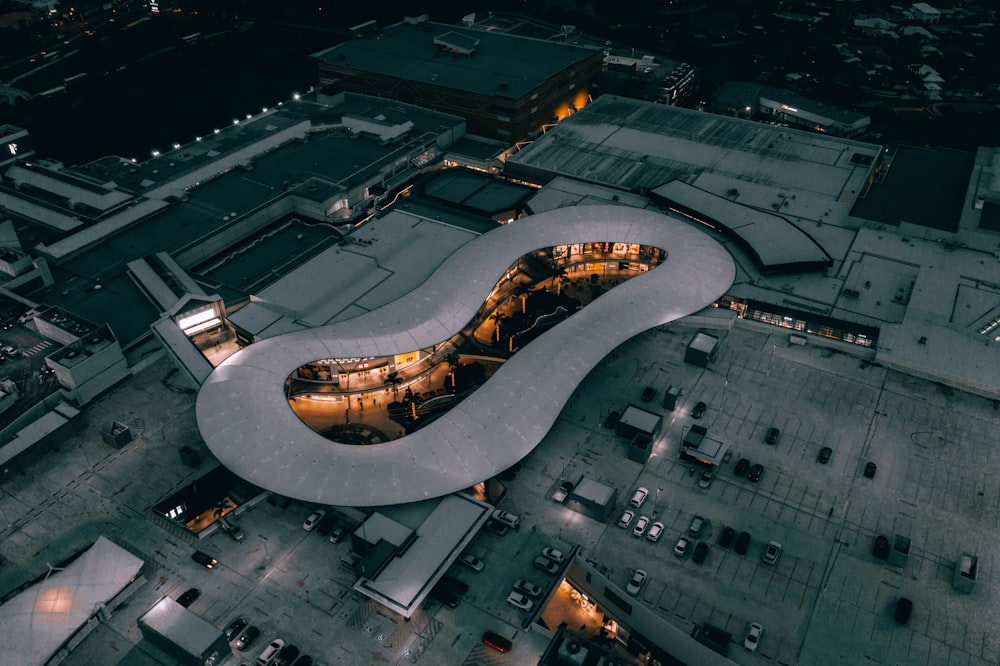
[44,561,64,580]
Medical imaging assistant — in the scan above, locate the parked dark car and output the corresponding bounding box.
[177,588,201,607]
[873,535,891,560]
[191,550,217,569]
[864,462,878,478]
[692,542,709,564]
[218,516,245,542]
[747,463,765,482]
[329,523,348,544]
[894,597,913,625]
[603,410,621,429]
[429,586,459,608]
[315,513,338,536]
[734,458,751,477]
[765,427,780,445]
[235,625,260,651]
[436,575,469,596]
[485,519,509,536]
[274,644,300,666]
[533,556,560,575]
[691,401,707,419]
[818,446,833,464]
[224,616,248,640]
[717,526,736,549]
[291,655,314,666]
[734,531,751,555]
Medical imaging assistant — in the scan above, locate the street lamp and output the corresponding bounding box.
[259,534,270,561]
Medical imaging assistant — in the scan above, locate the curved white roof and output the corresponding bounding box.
[196,205,735,506]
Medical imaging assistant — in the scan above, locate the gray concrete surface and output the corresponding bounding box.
[2,318,999,665]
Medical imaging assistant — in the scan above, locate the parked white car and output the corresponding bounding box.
[491,509,520,529]
[257,638,285,665]
[542,547,565,564]
[302,510,325,531]
[629,487,649,508]
[506,591,534,612]
[626,569,647,596]
[763,541,782,565]
[458,552,485,571]
[513,579,542,598]
[744,622,764,651]
[632,515,649,537]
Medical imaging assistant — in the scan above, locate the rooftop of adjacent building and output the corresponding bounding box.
[313,17,602,99]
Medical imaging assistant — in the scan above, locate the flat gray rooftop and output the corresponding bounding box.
[506,95,881,216]
[315,20,600,99]
[227,209,481,338]
[850,144,974,232]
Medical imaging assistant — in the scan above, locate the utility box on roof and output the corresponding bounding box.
[662,384,682,410]
[614,405,662,446]
[102,421,134,449]
[887,534,911,567]
[137,596,229,666]
[627,432,652,463]
[685,331,719,367]
[953,553,978,593]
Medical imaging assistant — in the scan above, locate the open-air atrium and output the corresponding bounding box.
[196,205,735,506]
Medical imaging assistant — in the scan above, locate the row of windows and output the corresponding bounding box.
[740,305,876,348]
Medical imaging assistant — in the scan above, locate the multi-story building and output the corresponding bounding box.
[314,15,604,141]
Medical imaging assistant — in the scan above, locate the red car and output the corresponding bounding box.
[482,631,512,653]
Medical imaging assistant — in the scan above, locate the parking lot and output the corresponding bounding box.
[2,318,1000,665]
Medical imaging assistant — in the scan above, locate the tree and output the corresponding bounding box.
[384,371,402,400]
[514,283,533,313]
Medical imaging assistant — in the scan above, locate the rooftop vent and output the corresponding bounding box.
[434,32,479,55]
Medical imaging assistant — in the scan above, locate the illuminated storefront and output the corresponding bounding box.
[721,297,878,348]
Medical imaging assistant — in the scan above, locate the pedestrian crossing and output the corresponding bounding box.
[22,340,53,357]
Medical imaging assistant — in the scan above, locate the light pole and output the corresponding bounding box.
[259,534,270,561]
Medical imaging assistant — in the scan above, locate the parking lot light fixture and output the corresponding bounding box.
[259,534,270,561]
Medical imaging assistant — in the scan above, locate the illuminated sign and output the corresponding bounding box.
[320,357,375,364]
[394,351,419,366]
[6,143,16,156]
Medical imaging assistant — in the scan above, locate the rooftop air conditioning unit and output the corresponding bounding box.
[558,640,588,666]
[60,348,86,367]
[85,333,112,353]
